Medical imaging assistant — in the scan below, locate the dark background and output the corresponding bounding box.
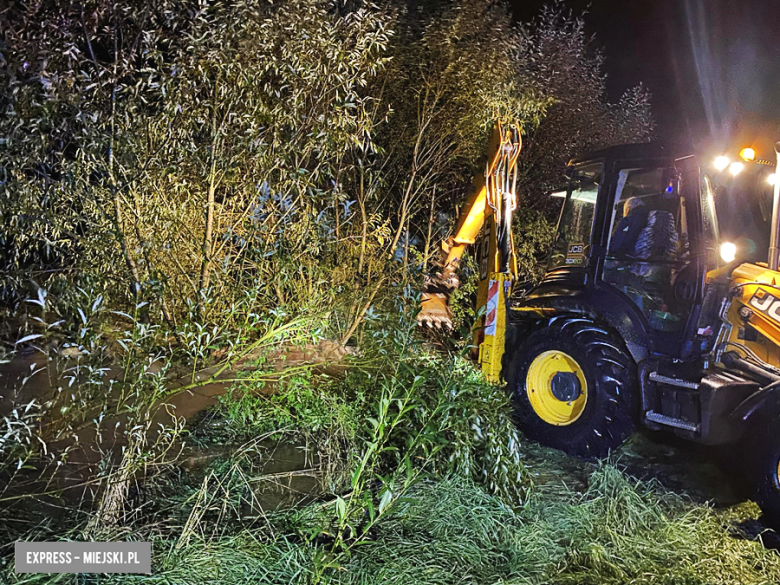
[510,0,780,156]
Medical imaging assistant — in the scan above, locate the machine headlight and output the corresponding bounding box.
[729,162,744,176]
[769,173,777,186]
[714,156,730,171]
[720,242,737,263]
[740,147,756,161]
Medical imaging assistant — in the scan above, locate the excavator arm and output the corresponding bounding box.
[418,120,522,331]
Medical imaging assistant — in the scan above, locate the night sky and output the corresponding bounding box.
[510,0,780,156]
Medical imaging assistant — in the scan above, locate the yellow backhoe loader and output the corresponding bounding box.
[420,129,780,524]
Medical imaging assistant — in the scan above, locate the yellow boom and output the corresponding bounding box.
[418,120,522,382]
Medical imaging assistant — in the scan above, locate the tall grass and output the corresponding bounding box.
[332,468,780,585]
[5,299,780,584]
[8,464,780,584]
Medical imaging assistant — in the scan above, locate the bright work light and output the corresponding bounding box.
[740,148,756,161]
[720,242,737,263]
[729,162,744,176]
[769,173,777,186]
[714,156,730,171]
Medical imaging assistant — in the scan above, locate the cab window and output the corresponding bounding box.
[606,167,687,261]
[603,166,691,332]
[549,163,602,270]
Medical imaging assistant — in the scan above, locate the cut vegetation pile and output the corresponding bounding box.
[7,464,780,584]
[5,312,780,584]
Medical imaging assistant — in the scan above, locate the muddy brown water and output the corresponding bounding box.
[176,438,322,513]
[0,341,348,520]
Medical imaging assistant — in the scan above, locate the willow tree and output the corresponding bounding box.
[1,0,395,332]
[127,0,394,323]
[0,0,195,314]
[1,0,655,336]
[517,4,655,205]
[374,0,550,267]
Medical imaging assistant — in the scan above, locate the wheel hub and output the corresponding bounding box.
[550,371,582,402]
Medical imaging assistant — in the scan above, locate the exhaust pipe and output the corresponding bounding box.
[768,141,780,271]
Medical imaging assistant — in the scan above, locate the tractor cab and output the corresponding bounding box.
[520,144,723,364]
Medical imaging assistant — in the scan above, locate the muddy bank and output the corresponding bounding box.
[524,429,742,507]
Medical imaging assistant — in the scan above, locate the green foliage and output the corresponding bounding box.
[219,373,362,439]
[216,372,365,494]
[0,0,662,572]
[0,399,43,479]
[0,0,397,338]
[446,207,555,333]
[270,308,529,572]
[406,353,528,504]
[513,207,558,283]
[377,0,550,240]
[0,281,323,531]
[0,0,655,342]
[447,252,480,333]
[344,308,529,503]
[517,2,655,205]
[0,284,187,530]
[216,302,529,509]
[10,465,780,584]
[330,468,780,585]
[195,300,529,576]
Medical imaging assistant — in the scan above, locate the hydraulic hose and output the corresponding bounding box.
[722,350,780,385]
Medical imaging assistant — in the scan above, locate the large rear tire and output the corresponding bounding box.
[742,414,780,528]
[505,317,637,458]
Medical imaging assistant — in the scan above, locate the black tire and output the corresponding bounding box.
[743,414,780,528]
[505,316,638,459]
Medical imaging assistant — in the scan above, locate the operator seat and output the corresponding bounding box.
[633,210,677,261]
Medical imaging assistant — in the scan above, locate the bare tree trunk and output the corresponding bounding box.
[108,14,141,298]
[86,451,134,534]
[423,185,436,273]
[388,89,436,258]
[334,190,341,264]
[113,194,142,293]
[358,170,368,276]
[340,276,386,346]
[388,170,415,257]
[402,214,410,279]
[197,107,219,310]
[128,189,178,329]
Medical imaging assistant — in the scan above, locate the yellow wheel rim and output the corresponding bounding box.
[526,350,588,426]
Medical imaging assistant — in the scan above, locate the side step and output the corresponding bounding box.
[648,372,699,390]
[645,410,700,432]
